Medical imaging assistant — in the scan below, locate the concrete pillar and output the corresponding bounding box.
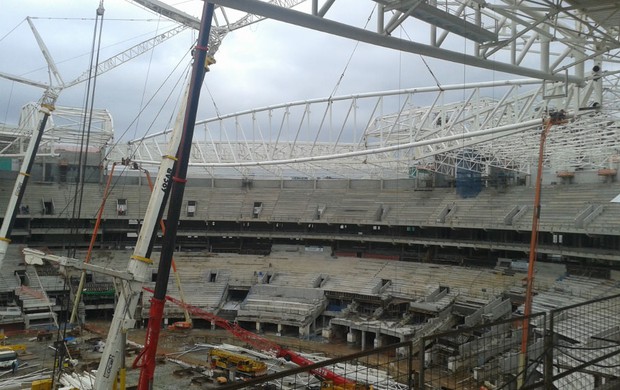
[277,324,283,336]
[374,333,384,348]
[299,324,310,337]
[347,329,357,344]
[211,320,216,330]
[255,322,262,333]
[361,330,366,350]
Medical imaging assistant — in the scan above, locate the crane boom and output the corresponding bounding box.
[64,25,188,89]
[130,0,307,56]
[0,91,57,268]
[142,169,192,327]
[142,287,353,386]
[135,3,215,388]
[92,80,191,390]
[518,111,568,388]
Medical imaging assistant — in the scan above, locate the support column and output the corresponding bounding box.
[361,330,366,350]
[299,324,310,338]
[374,333,384,348]
[347,328,357,344]
[277,324,283,336]
[255,322,262,333]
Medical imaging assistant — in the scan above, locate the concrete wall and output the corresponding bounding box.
[350,180,381,190]
[315,179,349,190]
[542,167,617,185]
[382,179,416,190]
[213,178,242,188]
[251,180,281,189]
[282,179,314,189]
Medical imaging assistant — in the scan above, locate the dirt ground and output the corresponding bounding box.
[2,321,370,389]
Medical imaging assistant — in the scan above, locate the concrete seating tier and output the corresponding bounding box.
[237,285,326,326]
[3,178,620,235]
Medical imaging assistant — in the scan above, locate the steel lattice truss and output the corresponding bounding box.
[0,104,113,157]
[4,0,620,179]
[110,0,620,179]
[206,0,620,84]
[116,72,620,179]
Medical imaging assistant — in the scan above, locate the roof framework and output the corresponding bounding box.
[115,73,620,179]
[3,1,620,180]
[116,0,620,178]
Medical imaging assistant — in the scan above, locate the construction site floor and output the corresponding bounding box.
[0,321,367,389]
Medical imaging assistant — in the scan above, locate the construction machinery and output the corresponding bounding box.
[142,287,362,388]
[132,4,215,389]
[209,348,268,377]
[0,345,27,353]
[518,110,569,388]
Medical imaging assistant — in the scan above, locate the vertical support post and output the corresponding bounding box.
[544,312,554,389]
[408,341,414,390]
[419,337,426,390]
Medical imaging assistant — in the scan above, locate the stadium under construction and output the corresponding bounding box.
[0,1,619,389]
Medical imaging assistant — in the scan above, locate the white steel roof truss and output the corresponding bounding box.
[205,123,223,163]
[331,99,356,154]
[271,106,289,160]
[432,1,468,48]
[357,97,382,149]
[252,112,272,162]
[289,103,309,158]
[220,120,239,165]
[191,140,207,165]
[235,116,256,163]
[310,101,331,155]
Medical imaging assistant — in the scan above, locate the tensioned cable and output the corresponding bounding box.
[110,51,193,158]
[328,5,377,99]
[53,3,106,387]
[34,46,193,232]
[10,22,179,81]
[133,15,164,140]
[70,4,107,253]
[204,80,222,118]
[0,18,26,42]
[398,27,443,90]
[2,82,14,124]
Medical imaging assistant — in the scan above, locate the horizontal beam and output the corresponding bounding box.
[206,0,583,84]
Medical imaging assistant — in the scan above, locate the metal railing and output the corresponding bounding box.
[420,293,620,390]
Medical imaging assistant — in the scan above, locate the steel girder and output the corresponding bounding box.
[0,104,114,157]
[202,0,620,84]
[117,73,620,179]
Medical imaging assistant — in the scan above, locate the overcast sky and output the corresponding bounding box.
[1,0,511,144]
